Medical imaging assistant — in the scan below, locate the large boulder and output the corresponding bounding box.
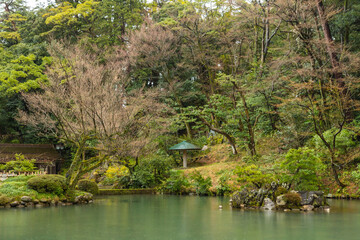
[276,195,286,207]
[263,198,276,210]
[73,193,93,204]
[302,205,315,211]
[10,201,19,207]
[231,188,268,208]
[297,191,326,207]
[21,196,32,203]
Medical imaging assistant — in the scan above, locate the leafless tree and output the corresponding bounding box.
[19,41,167,189]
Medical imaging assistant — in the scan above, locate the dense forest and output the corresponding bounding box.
[1,0,360,195]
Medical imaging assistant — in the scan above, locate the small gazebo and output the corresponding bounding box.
[169,141,201,168]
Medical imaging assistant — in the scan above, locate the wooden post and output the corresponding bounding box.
[183,150,187,168]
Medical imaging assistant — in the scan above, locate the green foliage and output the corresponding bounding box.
[158,170,190,194]
[77,179,99,195]
[0,181,37,197]
[0,176,37,198]
[311,129,357,155]
[65,189,76,202]
[274,186,288,197]
[189,170,212,196]
[280,147,326,191]
[351,164,360,183]
[27,174,67,196]
[127,168,155,189]
[0,53,50,95]
[215,170,232,196]
[91,0,144,46]
[114,154,175,189]
[136,154,174,184]
[0,154,36,172]
[42,0,99,39]
[0,0,27,46]
[102,165,130,186]
[0,195,10,206]
[235,164,275,189]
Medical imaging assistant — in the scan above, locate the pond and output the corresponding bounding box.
[0,195,359,240]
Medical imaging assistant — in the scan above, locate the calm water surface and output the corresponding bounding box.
[0,195,359,240]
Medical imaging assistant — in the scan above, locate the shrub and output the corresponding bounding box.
[128,169,155,189]
[235,164,275,189]
[27,175,67,196]
[0,154,36,172]
[215,171,232,196]
[280,147,326,191]
[65,189,76,202]
[158,170,190,194]
[0,195,10,206]
[103,165,130,186]
[137,154,173,184]
[77,179,99,195]
[283,192,302,208]
[190,171,212,196]
[351,164,360,183]
[102,154,173,189]
[275,186,288,197]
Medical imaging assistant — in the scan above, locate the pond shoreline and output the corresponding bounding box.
[0,193,93,209]
[2,190,360,211]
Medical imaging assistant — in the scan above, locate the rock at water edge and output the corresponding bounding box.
[263,198,275,210]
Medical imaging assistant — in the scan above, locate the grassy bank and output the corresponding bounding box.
[161,141,360,197]
[0,175,91,207]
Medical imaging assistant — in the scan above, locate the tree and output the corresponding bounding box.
[127,20,204,139]
[0,0,27,46]
[92,0,144,46]
[274,0,360,187]
[20,41,166,189]
[41,0,99,41]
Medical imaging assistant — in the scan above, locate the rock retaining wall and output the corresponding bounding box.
[0,193,93,209]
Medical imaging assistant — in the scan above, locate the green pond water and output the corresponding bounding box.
[0,195,359,240]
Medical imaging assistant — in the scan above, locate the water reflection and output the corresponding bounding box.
[1,196,360,240]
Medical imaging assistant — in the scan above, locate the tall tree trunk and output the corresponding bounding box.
[330,153,346,188]
[315,0,341,78]
[343,0,349,45]
[240,94,257,156]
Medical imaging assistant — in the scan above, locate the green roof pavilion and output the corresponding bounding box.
[169,141,201,168]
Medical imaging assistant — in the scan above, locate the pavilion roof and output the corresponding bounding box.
[169,141,201,151]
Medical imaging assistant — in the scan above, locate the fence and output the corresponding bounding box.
[0,171,47,181]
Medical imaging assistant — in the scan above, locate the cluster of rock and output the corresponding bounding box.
[0,193,93,209]
[231,188,329,212]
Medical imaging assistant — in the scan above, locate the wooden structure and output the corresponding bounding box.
[0,144,63,174]
[169,141,201,168]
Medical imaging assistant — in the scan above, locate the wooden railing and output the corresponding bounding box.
[0,171,47,181]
